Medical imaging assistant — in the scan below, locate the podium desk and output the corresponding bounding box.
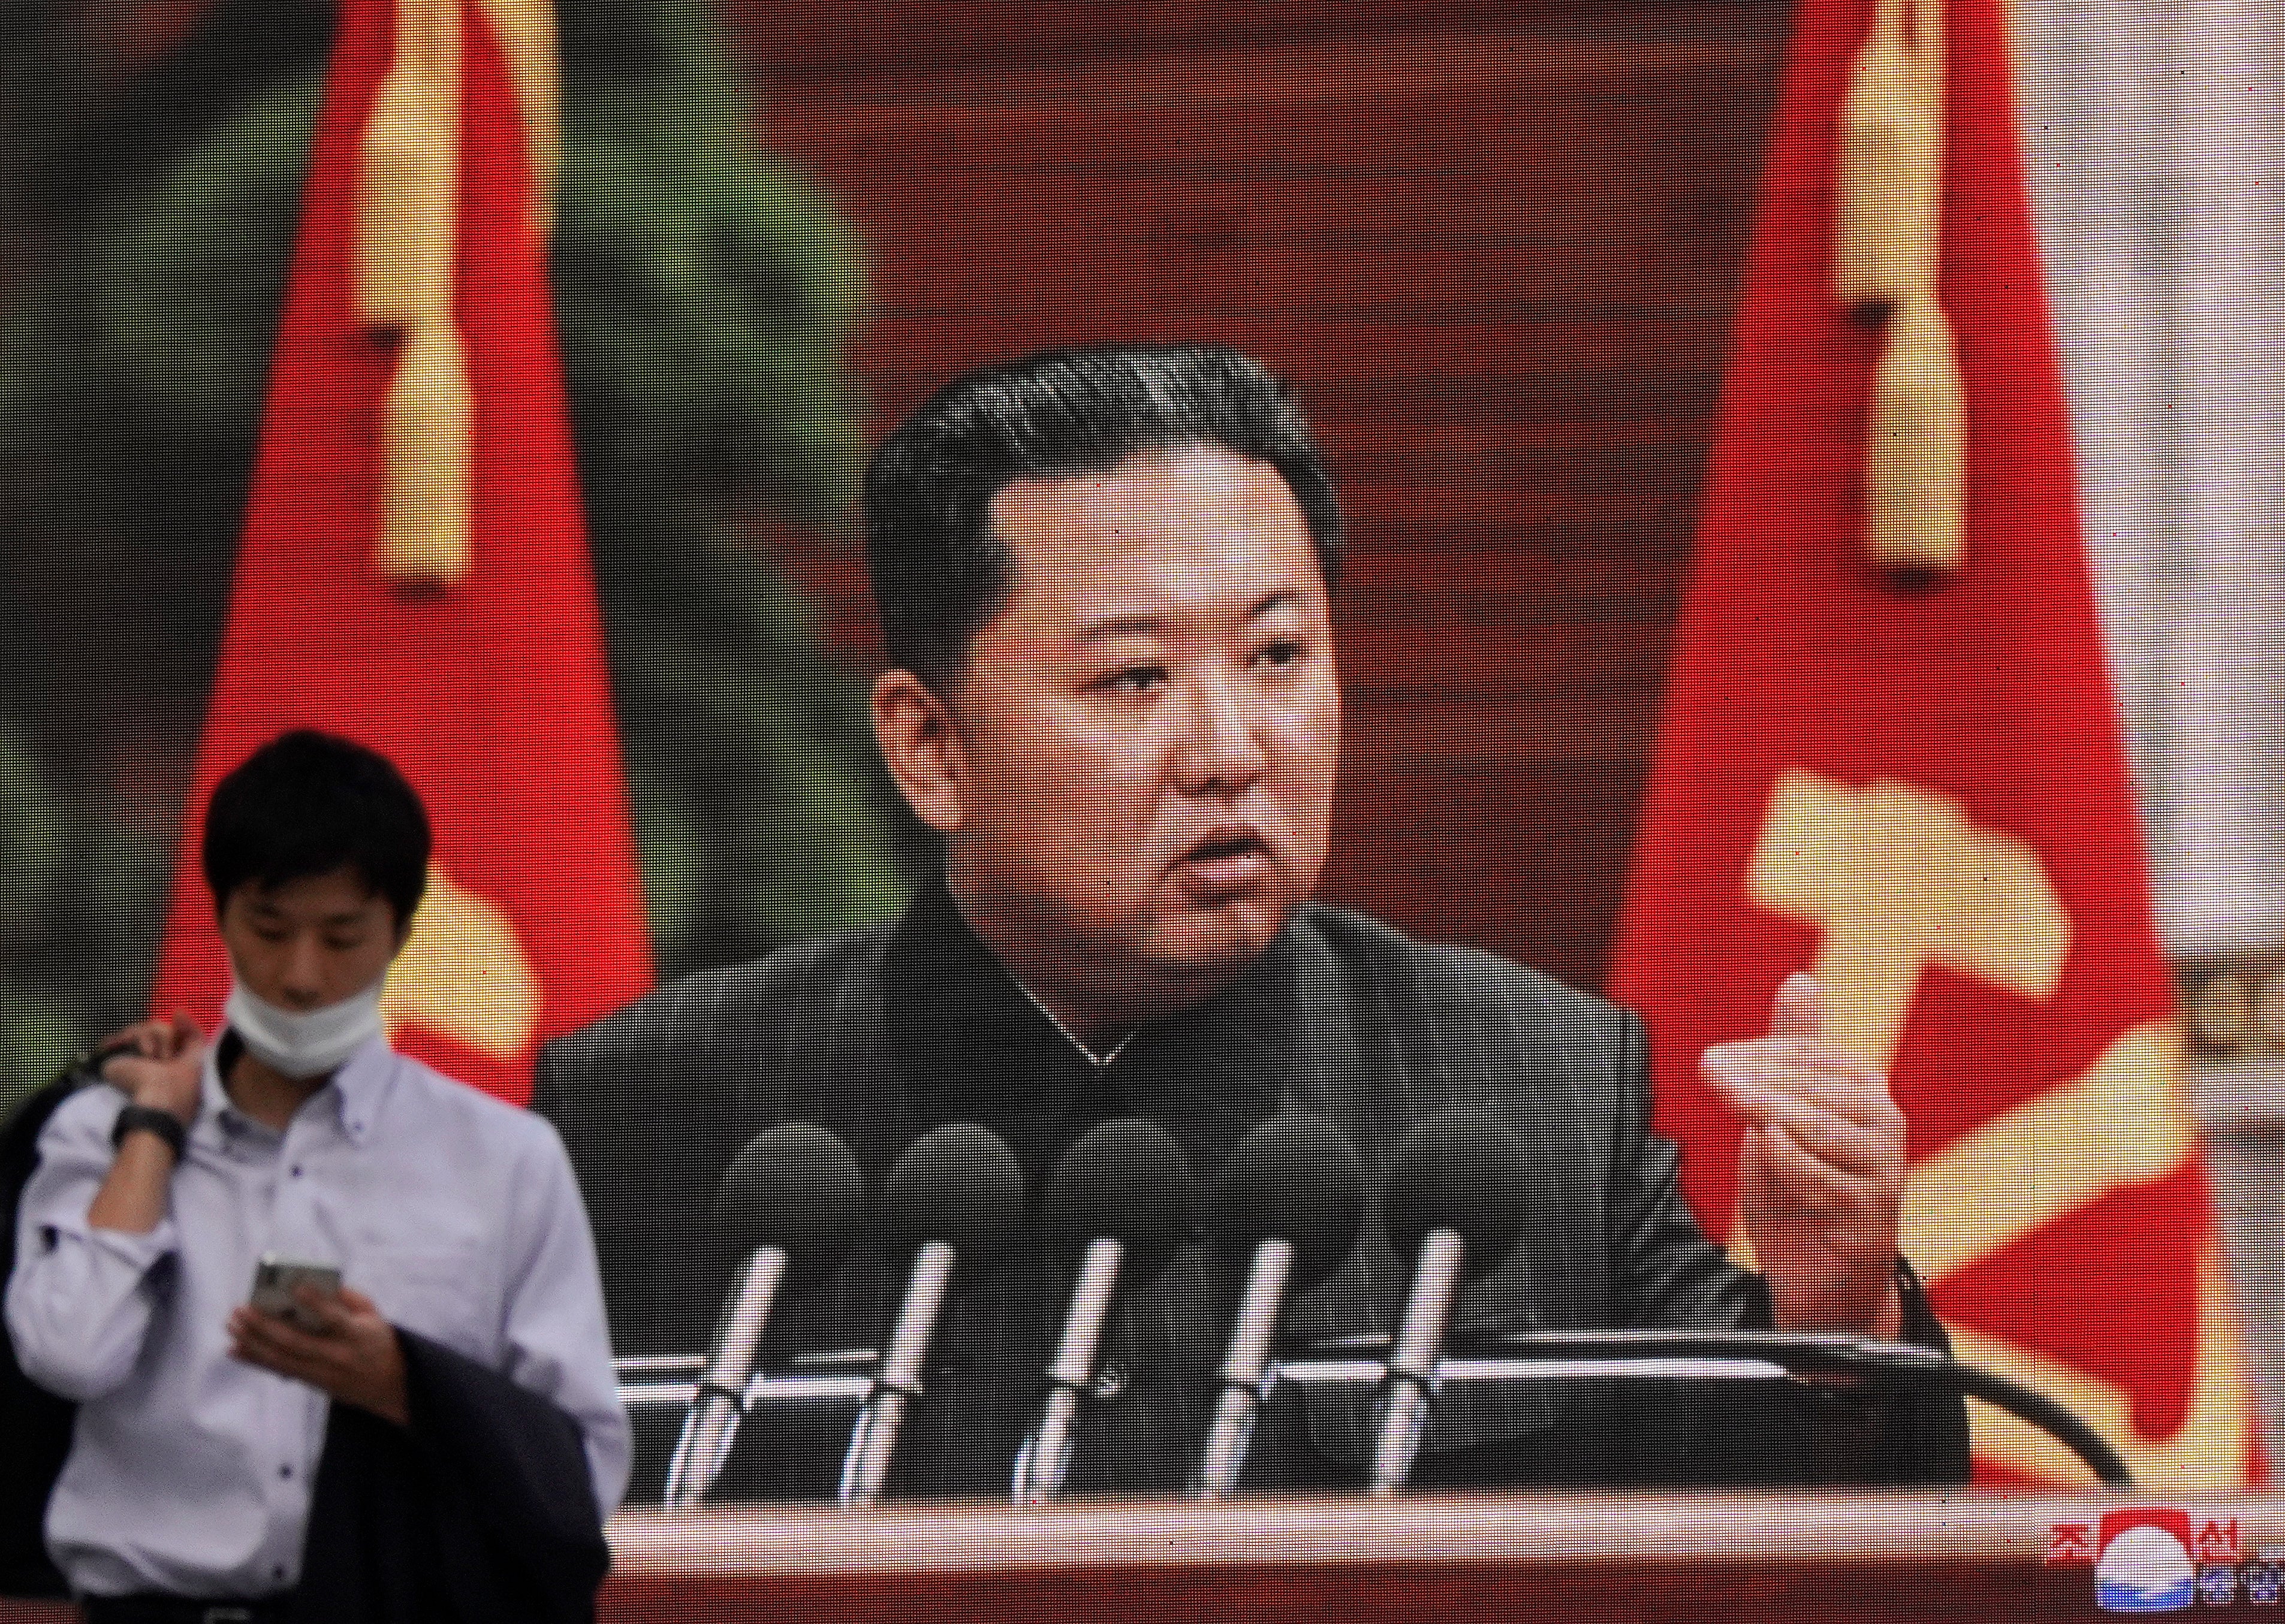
[8,1493,2272,1621]
[601,1492,2281,1622]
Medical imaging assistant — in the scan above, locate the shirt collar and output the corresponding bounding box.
[325,1034,393,1143]
[883,879,1086,1100]
[198,1038,236,1127]
[1002,974,1138,1071]
[881,874,1300,1158]
[204,1027,394,1145]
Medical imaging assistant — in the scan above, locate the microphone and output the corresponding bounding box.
[1011,1119,1195,1503]
[1367,1112,1530,1495]
[838,1122,1024,1507]
[1190,1112,1365,1499]
[662,1123,865,1508]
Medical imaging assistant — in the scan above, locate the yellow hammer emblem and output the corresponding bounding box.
[380,863,541,1061]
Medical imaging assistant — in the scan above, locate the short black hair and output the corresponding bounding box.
[863,344,1344,692]
[201,729,432,931]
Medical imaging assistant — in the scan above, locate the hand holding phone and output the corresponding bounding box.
[248,1255,343,1333]
[230,1270,409,1424]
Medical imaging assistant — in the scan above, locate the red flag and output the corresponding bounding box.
[1608,0,2252,1484]
[147,0,650,1104]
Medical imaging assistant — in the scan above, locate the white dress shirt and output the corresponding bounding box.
[6,1033,630,1599]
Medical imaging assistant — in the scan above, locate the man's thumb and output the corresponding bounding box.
[1769,971,1824,1040]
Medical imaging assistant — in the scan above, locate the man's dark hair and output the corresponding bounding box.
[864,344,1345,692]
[201,729,432,930]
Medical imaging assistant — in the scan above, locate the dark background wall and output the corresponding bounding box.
[728,0,1789,990]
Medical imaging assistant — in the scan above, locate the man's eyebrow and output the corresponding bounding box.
[1075,611,1166,644]
[1075,591,1301,644]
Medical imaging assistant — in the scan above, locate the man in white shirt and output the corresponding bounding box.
[6,729,628,1619]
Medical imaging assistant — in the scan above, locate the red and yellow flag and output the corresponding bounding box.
[1608,0,2253,1484]
[148,0,650,1104]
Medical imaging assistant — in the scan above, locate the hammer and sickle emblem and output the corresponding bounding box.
[1742,768,2250,1486]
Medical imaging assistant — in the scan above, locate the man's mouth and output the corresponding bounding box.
[1174,829,1274,895]
[1186,832,1265,864]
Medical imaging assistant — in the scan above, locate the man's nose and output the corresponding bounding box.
[1174,674,1268,792]
[278,935,328,1004]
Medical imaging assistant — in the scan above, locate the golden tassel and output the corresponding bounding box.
[1864,292,1967,574]
[476,0,562,242]
[377,319,475,586]
[1835,0,1964,576]
[355,0,475,588]
[354,0,460,326]
[1834,0,1945,313]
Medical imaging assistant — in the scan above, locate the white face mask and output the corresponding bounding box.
[224,977,386,1080]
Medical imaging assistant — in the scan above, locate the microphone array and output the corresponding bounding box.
[661,1104,2134,1505]
[667,1105,1521,1505]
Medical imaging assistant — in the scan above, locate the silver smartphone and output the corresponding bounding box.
[248,1254,342,1332]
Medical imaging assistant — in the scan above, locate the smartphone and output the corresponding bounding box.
[248,1254,342,1332]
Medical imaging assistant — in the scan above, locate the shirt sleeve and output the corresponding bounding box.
[496,1119,633,1518]
[5,1089,179,1402]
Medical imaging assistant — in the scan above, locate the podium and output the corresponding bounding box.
[5,1492,2272,1620]
[598,1493,2283,1622]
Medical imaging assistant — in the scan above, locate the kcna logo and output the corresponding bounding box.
[2048,1510,2248,1612]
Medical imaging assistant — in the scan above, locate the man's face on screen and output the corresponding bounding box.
[909,443,1341,1035]
[219,865,403,1013]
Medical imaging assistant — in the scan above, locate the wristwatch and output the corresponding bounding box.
[111,1104,189,1161]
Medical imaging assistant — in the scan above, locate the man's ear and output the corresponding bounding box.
[872,669,968,834]
[390,867,435,959]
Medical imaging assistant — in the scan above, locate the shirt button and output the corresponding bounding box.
[290,1166,303,1178]
[1092,1362,1129,1401]
[279,1464,293,1479]
[273,1565,287,1581]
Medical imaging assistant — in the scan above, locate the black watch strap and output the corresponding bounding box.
[111,1104,189,1161]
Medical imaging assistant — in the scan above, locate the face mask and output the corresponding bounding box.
[225,977,386,1080]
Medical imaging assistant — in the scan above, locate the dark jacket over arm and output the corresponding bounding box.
[291,1332,609,1624]
[1,1074,80,1599]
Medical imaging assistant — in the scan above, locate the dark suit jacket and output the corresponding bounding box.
[1,1074,79,1598]
[291,1332,608,1624]
[536,879,1969,1496]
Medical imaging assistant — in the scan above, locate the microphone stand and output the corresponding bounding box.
[1191,1237,1297,1500]
[1367,1227,1466,1496]
[661,1247,789,1508]
[839,1240,955,1507]
[1011,1237,1125,1503]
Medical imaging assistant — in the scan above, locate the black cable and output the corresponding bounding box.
[1293,1328,2135,1490]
